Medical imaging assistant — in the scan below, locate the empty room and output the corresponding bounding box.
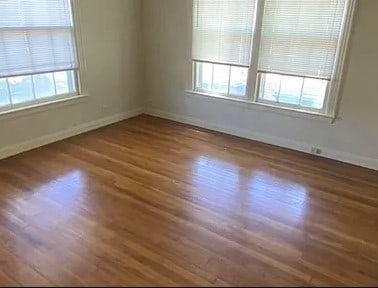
[0,0,377,287]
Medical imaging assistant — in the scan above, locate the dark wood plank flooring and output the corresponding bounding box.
[0,115,377,286]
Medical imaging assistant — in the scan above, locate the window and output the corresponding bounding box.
[195,62,249,97]
[192,0,356,116]
[193,0,255,98]
[0,0,79,112]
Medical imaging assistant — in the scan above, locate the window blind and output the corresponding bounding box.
[258,0,347,79]
[192,0,256,67]
[0,0,77,78]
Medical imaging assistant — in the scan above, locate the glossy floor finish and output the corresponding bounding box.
[0,115,377,287]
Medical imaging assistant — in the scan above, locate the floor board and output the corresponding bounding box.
[0,114,377,286]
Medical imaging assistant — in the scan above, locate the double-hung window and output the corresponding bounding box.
[0,0,79,112]
[192,0,356,116]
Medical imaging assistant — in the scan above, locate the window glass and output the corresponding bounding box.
[8,75,34,104]
[259,73,280,102]
[301,78,328,109]
[55,70,76,95]
[33,73,55,99]
[195,62,248,97]
[0,79,10,107]
[196,62,213,91]
[212,64,229,94]
[258,73,328,110]
[230,67,248,97]
[279,76,303,105]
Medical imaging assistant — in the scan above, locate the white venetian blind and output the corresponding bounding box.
[258,0,347,79]
[192,0,256,67]
[0,0,77,78]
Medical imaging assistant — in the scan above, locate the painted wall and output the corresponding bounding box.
[1,0,377,170]
[0,0,142,152]
[142,0,378,170]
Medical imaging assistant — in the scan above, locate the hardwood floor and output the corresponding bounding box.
[0,115,377,287]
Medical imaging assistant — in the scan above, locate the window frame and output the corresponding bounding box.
[0,0,86,115]
[191,0,357,118]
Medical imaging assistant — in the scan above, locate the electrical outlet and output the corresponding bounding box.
[311,147,322,155]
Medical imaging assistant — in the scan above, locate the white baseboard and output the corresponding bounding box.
[2,106,376,171]
[0,108,143,161]
[145,108,378,171]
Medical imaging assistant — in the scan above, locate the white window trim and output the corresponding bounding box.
[0,94,88,120]
[70,0,88,96]
[185,89,335,122]
[326,0,357,118]
[189,0,358,121]
[0,0,88,118]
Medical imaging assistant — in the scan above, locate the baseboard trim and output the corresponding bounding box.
[2,107,376,171]
[0,108,143,161]
[144,108,378,171]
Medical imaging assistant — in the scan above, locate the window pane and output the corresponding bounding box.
[260,73,281,102]
[301,78,328,109]
[230,67,248,96]
[196,62,213,91]
[212,64,229,94]
[8,75,34,104]
[259,73,328,110]
[278,76,303,105]
[33,73,55,99]
[54,70,76,95]
[2,70,77,109]
[0,79,11,107]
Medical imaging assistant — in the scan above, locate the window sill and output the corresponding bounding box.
[185,90,337,123]
[0,94,89,121]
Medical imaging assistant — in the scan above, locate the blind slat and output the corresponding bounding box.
[258,0,347,78]
[0,0,77,78]
[192,0,256,66]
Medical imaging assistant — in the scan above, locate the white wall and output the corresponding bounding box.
[0,0,143,156]
[142,0,378,170]
[1,0,377,170]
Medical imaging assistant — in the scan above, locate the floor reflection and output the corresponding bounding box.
[192,155,308,224]
[5,170,88,230]
[38,170,87,207]
[248,171,308,224]
[192,156,240,208]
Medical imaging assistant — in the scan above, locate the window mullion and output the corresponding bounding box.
[5,78,13,105]
[277,76,283,103]
[247,0,265,102]
[227,65,231,95]
[298,78,305,106]
[52,72,58,95]
[210,64,215,91]
[31,75,37,100]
